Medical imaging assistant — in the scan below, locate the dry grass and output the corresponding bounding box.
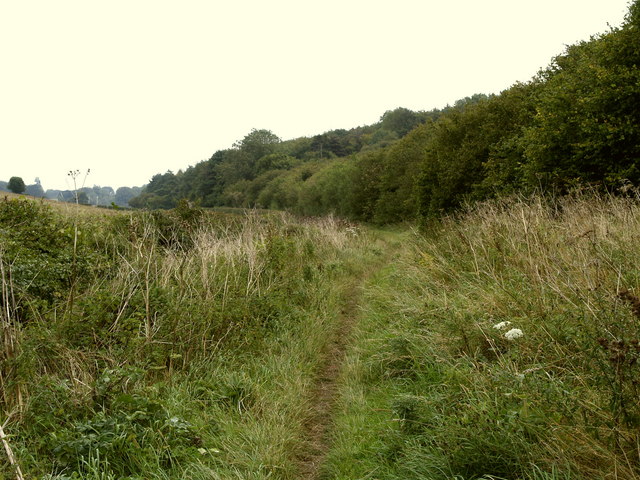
[0,198,377,478]
[414,192,640,477]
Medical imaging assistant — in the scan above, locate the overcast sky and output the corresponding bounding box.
[0,0,631,191]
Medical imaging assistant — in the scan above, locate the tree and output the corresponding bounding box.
[8,177,25,194]
[234,129,281,161]
[256,153,300,174]
[217,129,283,184]
[256,170,301,210]
[76,191,90,205]
[349,150,386,221]
[115,187,135,206]
[417,94,522,217]
[520,4,640,190]
[374,124,434,223]
[380,107,424,137]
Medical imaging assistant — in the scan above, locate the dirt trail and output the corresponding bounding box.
[296,279,362,479]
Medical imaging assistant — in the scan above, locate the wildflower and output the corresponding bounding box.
[504,328,524,341]
[492,321,511,330]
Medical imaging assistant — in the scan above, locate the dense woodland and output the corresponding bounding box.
[130,2,640,222]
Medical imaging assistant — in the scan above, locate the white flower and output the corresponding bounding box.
[504,328,524,341]
[492,321,511,330]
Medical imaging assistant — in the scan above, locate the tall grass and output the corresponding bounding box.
[0,199,372,479]
[324,192,640,479]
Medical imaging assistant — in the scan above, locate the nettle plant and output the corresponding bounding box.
[47,366,199,477]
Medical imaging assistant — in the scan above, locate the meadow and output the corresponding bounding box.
[1,191,640,479]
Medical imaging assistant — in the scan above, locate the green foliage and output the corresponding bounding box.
[296,160,356,217]
[8,176,26,194]
[309,128,367,158]
[47,368,198,478]
[126,109,428,213]
[374,124,435,223]
[256,170,302,210]
[521,16,640,190]
[10,186,640,478]
[114,186,140,207]
[129,171,180,209]
[417,87,538,218]
[137,27,634,222]
[379,107,426,137]
[234,128,281,162]
[479,82,540,194]
[324,194,640,479]
[347,150,386,221]
[255,153,300,175]
[124,0,640,225]
[3,197,368,478]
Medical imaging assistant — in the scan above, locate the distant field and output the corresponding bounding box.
[1,190,126,217]
[1,191,279,218]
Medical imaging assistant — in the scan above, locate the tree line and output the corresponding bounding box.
[0,178,142,207]
[131,1,640,222]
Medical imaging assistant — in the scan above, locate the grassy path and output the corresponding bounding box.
[296,230,405,479]
[296,280,360,478]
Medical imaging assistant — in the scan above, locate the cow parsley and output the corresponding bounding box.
[504,328,524,341]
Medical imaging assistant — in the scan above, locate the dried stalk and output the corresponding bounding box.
[0,422,24,480]
[0,254,21,409]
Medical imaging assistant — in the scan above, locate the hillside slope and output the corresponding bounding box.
[130,1,640,227]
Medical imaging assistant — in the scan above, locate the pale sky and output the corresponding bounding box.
[0,0,631,191]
